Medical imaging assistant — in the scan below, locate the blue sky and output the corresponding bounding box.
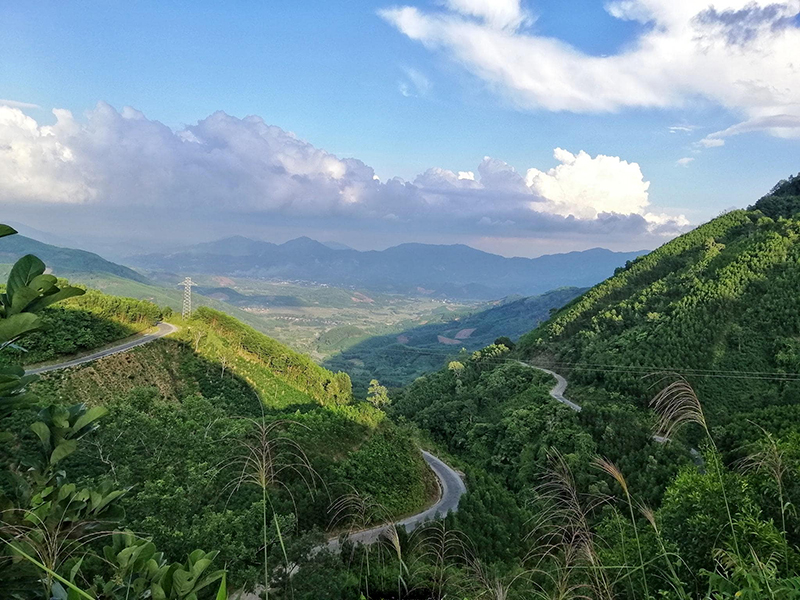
[1,0,799,257]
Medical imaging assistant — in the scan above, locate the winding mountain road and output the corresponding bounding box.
[22,320,467,548]
[27,322,178,375]
[327,450,467,550]
[521,363,582,412]
[522,361,704,468]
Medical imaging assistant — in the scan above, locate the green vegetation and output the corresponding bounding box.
[0,234,148,284]
[0,289,162,366]
[1,245,434,597]
[326,287,583,392]
[6,174,800,599]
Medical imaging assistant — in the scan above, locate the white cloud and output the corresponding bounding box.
[0,102,688,243]
[676,157,695,166]
[442,0,529,30]
[380,0,800,135]
[0,99,42,110]
[700,114,800,146]
[398,67,431,97]
[669,125,696,134]
[525,148,682,230]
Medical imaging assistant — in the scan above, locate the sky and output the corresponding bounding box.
[0,0,799,258]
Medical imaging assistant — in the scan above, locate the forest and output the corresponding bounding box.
[2,172,800,600]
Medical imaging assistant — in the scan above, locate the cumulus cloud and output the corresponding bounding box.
[379,0,800,137]
[676,157,695,166]
[0,102,688,244]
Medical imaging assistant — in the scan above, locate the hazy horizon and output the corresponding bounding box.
[2,1,798,257]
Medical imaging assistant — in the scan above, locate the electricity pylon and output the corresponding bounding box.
[180,277,196,319]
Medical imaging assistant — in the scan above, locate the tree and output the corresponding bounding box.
[493,336,515,351]
[367,379,390,409]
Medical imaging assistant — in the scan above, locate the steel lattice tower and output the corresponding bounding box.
[181,277,196,319]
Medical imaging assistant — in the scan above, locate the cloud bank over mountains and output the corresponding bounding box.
[0,102,686,247]
[380,0,800,143]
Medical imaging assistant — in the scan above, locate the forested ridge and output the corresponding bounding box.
[518,174,800,422]
[383,176,800,598]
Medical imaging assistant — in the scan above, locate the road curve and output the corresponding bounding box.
[27,322,178,375]
[521,361,704,467]
[327,450,466,550]
[519,362,582,412]
[25,320,467,550]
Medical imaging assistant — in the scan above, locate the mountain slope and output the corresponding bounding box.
[325,286,585,389]
[129,237,645,300]
[0,234,149,283]
[27,304,433,588]
[518,178,800,421]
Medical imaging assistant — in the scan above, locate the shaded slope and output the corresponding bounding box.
[325,287,584,390]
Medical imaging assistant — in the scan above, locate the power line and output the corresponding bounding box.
[335,343,800,382]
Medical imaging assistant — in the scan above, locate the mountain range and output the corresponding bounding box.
[129,236,646,300]
[0,233,149,284]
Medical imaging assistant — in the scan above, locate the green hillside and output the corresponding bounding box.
[519,174,800,423]
[5,301,433,592]
[0,234,148,283]
[0,289,162,366]
[386,177,800,598]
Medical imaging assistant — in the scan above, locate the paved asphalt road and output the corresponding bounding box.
[23,320,468,552]
[519,362,583,412]
[522,361,704,466]
[27,322,178,375]
[327,450,467,550]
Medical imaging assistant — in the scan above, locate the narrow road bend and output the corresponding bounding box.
[27,322,178,375]
[327,450,467,551]
[23,320,467,550]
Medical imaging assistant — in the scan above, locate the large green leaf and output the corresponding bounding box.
[28,273,58,294]
[6,254,46,302]
[215,573,227,600]
[72,405,109,434]
[0,224,18,239]
[25,285,85,313]
[50,439,78,465]
[30,421,50,446]
[8,285,41,316]
[0,312,41,344]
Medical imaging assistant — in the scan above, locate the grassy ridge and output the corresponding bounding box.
[190,307,353,406]
[0,288,162,366]
[24,305,433,588]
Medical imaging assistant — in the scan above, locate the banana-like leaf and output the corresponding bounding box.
[28,273,58,294]
[30,421,50,446]
[50,439,78,465]
[9,285,41,316]
[215,573,227,600]
[25,285,85,313]
[0,224,17,239]
[6,254,46,302]
[72,405,108,434]
[0,312,41,344]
